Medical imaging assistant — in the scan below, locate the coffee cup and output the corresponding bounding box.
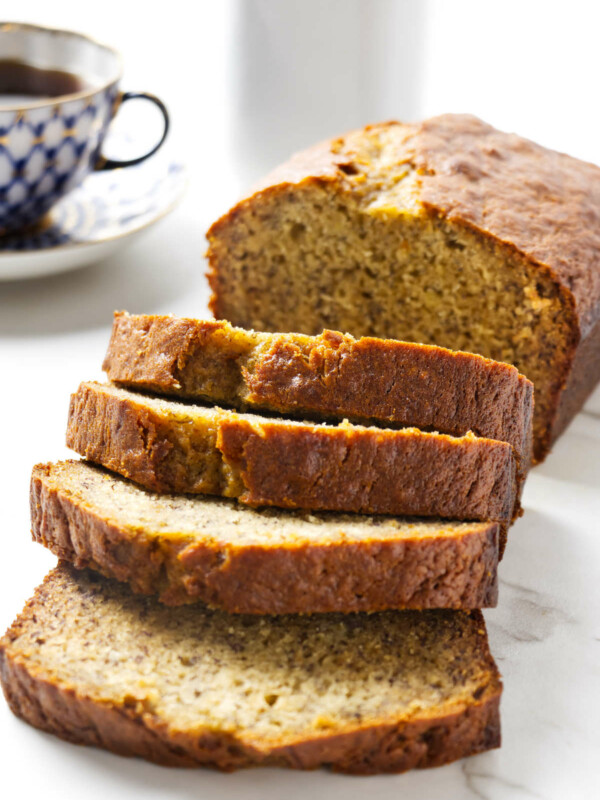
[0,22,169,234]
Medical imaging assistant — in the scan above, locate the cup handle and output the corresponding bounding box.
[94,91,170,171]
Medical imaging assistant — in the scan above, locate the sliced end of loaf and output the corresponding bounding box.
[0,565,502,773]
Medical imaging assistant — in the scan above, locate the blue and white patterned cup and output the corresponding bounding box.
[0,22,169,234]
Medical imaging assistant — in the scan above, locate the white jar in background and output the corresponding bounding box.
[230,0,425,188]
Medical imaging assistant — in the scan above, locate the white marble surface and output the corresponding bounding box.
[1,2,599,798]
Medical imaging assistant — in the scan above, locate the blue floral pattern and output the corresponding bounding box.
[0,84,119,232]
[0,155,185,251]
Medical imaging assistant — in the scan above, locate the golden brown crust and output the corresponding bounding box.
[30,462,500,612]
[217,417,517,521]
[66,383,225,496]
[0,567,502,774]
[66,382,520,522]
[246,333,533,474]
[103,313,256,401]
[248,137,348,195]
[103,312,533,476]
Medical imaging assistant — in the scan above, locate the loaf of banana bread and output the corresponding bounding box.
[66,382,520,522]
[207,114,600,461]
[31,461,502,612]
[103,311,533,476]
[0,564,502,773]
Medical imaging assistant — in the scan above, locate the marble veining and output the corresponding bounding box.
[462,762,549,800]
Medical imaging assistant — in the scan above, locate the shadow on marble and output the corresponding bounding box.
[530,412,600,490]
[581,382,600,415]
[29,720,502,800]
[0,217,205,337]
[493,506,594,642]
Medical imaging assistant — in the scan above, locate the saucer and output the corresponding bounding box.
[0,150,186,281]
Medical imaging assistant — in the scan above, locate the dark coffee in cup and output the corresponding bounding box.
[0,59,93,106]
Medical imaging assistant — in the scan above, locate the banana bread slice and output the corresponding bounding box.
[0,564,502,773]
[31,461,501,612]
[207,114,600,461]
[103,311,533,476]
[66,382,520,522]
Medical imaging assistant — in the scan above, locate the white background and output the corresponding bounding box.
[0,2,599,798]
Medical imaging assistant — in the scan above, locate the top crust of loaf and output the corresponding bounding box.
[210,114,600,340]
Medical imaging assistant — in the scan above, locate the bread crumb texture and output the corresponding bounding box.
[0,565,502,772]
[207,115,600,460]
